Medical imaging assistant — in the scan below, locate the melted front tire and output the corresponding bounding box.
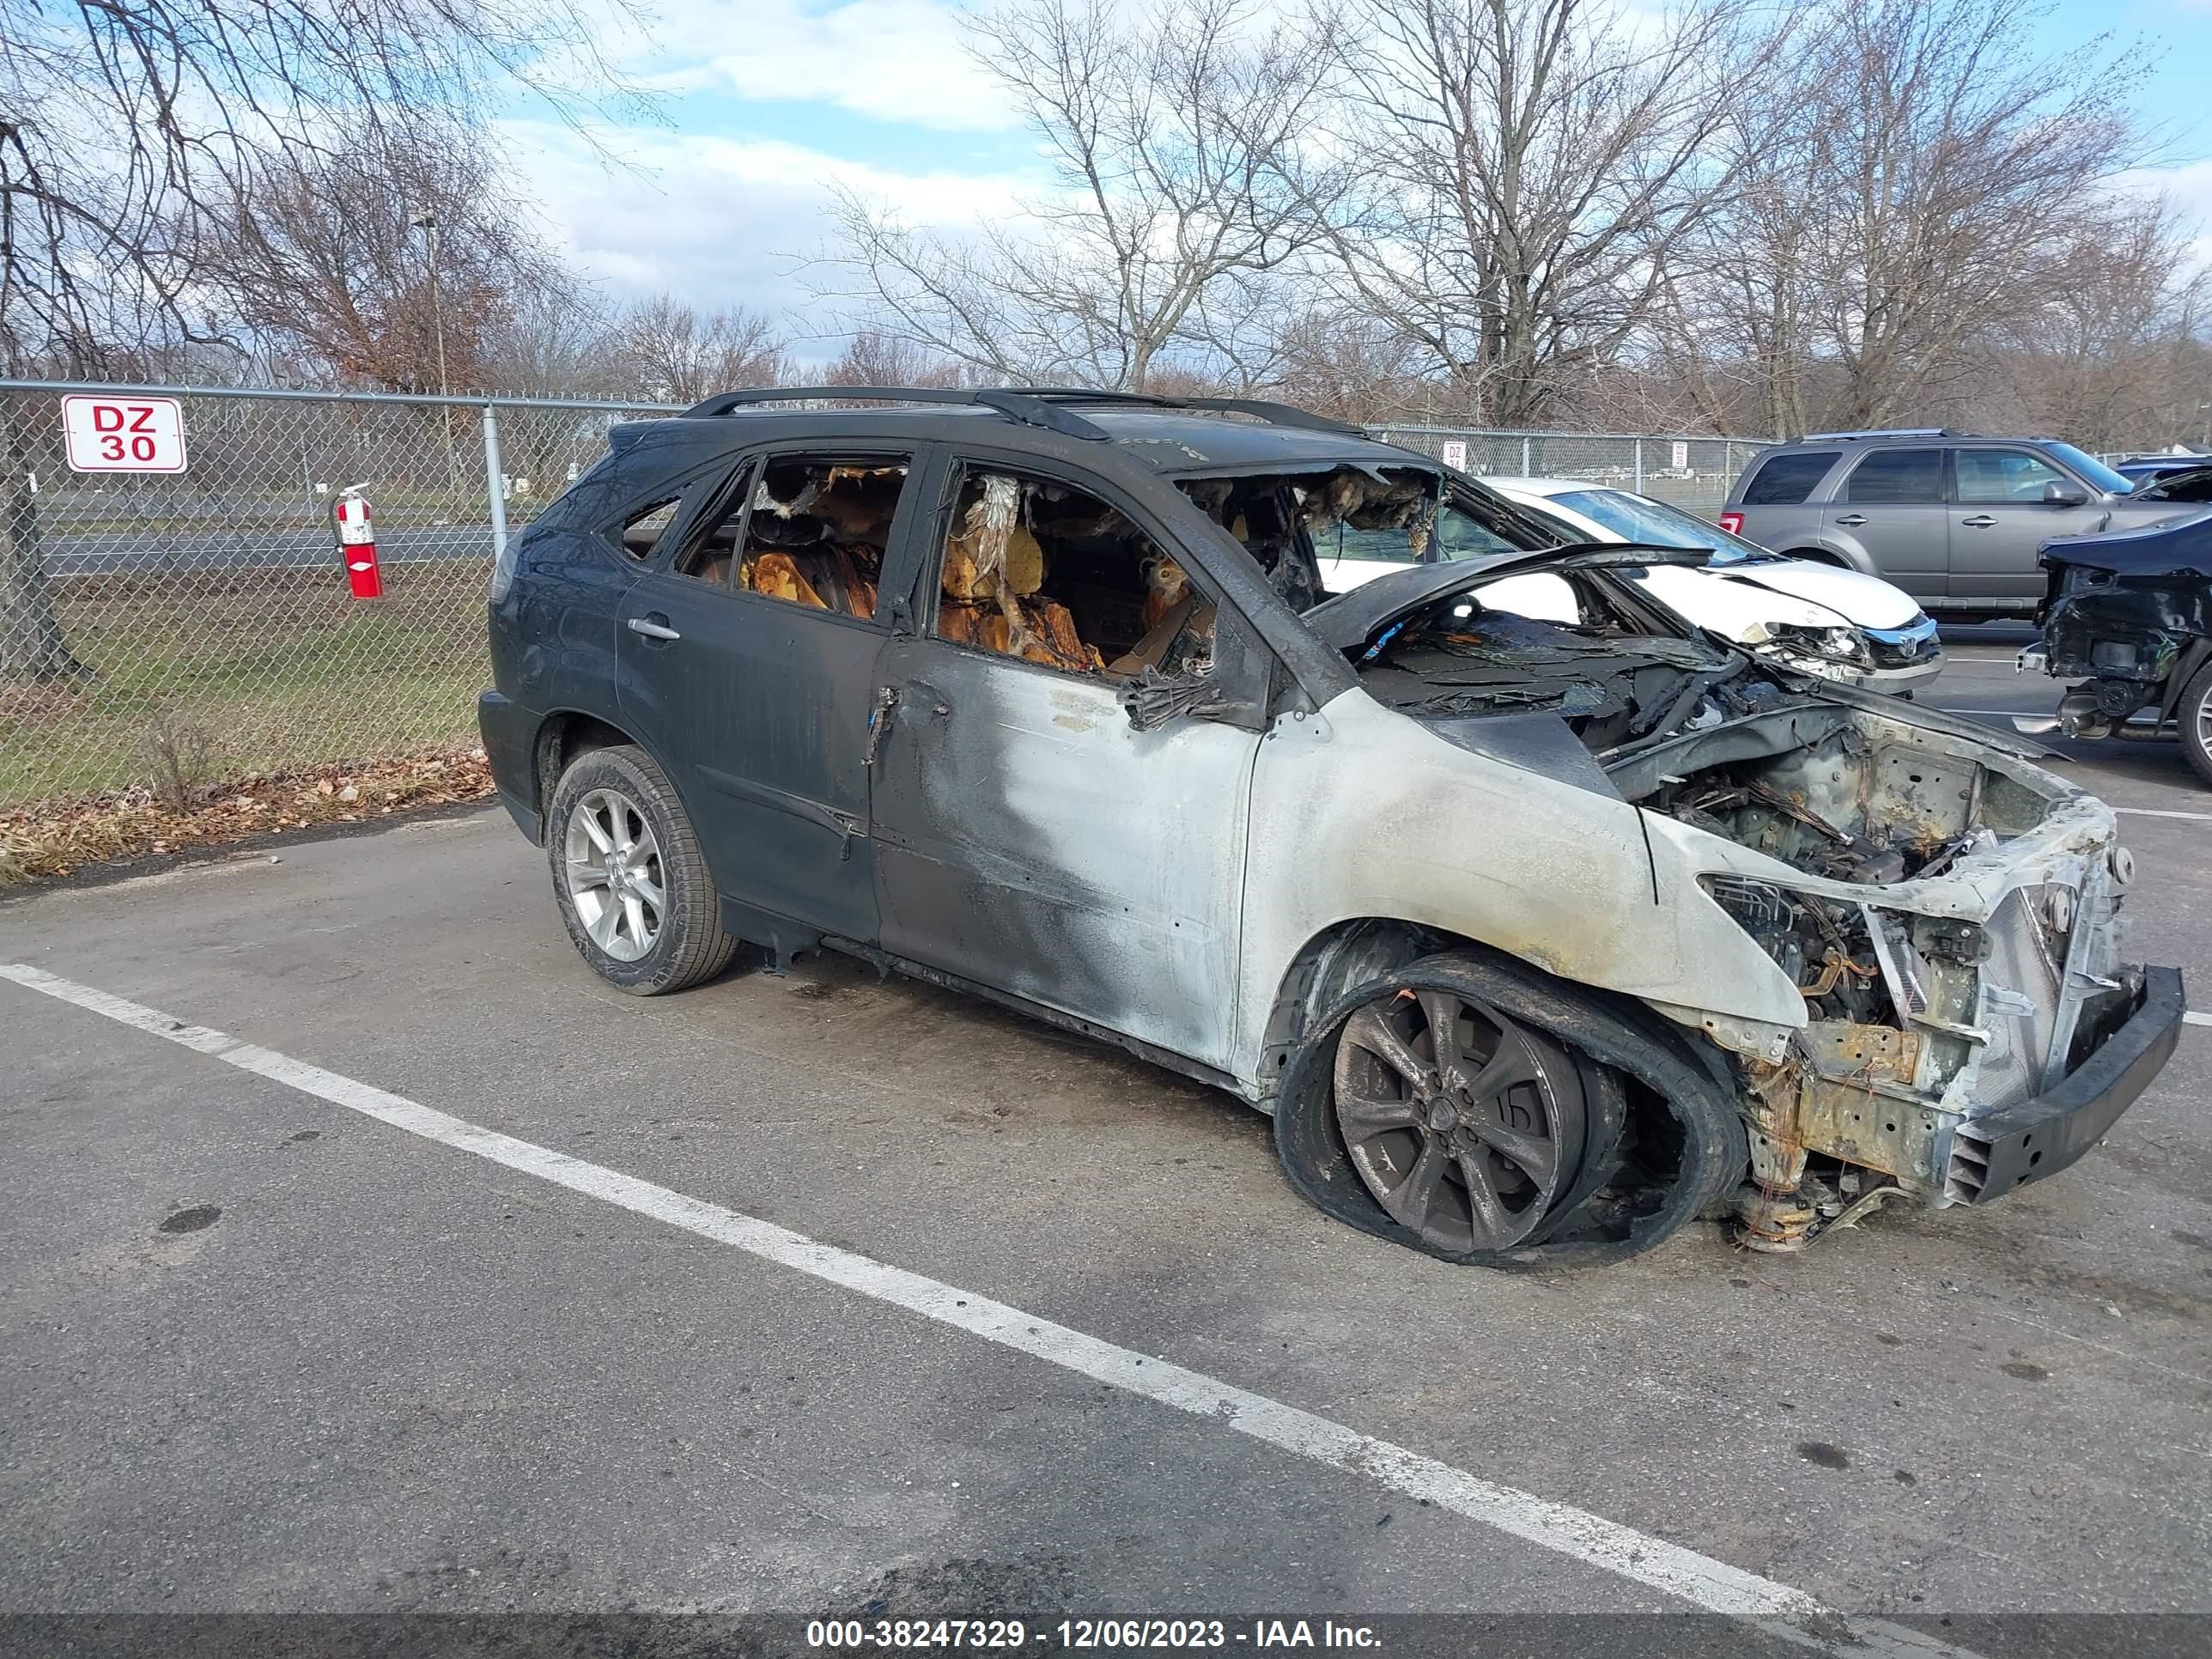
[1273,950,1747,1270]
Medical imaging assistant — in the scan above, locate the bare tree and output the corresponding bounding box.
[1254,306,1439,423]
[824,331,969,388]
[206,131,572,392]
[823,0,1340,390]
[0,0,641,367]
[0,0,642,682]
[483,289,620,400]
[1984,198,2209,450]
[1316,0,1778,428]
[1804,0,2147,428]
[1667,0,2154,436]
[612,296,790,404]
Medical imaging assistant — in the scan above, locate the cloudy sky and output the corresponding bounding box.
[501,0,2212,346]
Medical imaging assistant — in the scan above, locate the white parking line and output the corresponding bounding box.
[0,960,1974,1659]
[2114,806,2212,823]
[2188,1012,2212,1029]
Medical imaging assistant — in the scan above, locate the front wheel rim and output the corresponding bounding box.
[563,787,665,963]
[1332,988,1582,1253]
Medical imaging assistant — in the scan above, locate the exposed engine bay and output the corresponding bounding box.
[1324,556,2149,1250]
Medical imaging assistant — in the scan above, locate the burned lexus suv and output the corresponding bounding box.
[481,388,2184,1267]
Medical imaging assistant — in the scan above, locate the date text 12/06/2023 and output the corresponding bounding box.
[805,1620,1382,1649]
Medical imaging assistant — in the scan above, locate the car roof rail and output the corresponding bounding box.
[1797,427,1959,441]
[994,386,1366,437]
[678,386,1118,441]
[677,385,1367,441]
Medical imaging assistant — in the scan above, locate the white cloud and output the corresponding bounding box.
[620,0,1021,131]
[504,118,1026,331]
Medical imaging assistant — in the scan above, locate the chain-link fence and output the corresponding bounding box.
[0,381,678,810]
[0,381,1762,814]
[1371,427,1765,517]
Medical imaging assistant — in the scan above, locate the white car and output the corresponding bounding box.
[1315,476,1944,695]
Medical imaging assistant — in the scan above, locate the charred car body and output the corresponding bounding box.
[481,388,2185,1267]
[2021,477,2212,787]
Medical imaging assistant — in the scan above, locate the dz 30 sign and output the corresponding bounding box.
[62,395,189,474]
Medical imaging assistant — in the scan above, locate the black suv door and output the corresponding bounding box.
[615,444,927,946]
[866,446,1269,1072]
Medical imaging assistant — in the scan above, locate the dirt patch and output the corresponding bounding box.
[0,743,492,889]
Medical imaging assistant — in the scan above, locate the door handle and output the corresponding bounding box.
[627,615,681,641]
[1959,515,1997,528]
[1832,514,1867,526]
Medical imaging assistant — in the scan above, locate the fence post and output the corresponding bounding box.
[483,404,508,561]
[1634,438,1644,494]
[1521,434,1531,475]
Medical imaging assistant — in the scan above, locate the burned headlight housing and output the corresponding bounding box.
[1767,623,1870,667]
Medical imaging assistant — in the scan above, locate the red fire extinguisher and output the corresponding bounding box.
[331,485,383,599]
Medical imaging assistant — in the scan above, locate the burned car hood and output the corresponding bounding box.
[2042,508,2212,576]
[1301,542,1711,650]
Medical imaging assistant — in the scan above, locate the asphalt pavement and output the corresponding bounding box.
[40,522,495,575]
[3,635,2208,1656]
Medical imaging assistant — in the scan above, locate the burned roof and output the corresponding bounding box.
[611,387,1425,477]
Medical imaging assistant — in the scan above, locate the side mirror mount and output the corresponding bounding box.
[2043,481,2089,507]
[1118,667,1256,732]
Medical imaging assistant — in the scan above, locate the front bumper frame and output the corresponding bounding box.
[1954,964,2185,1204]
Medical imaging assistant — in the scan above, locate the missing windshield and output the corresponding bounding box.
[1177,465,1540,609]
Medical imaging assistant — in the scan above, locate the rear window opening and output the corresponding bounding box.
[1739,450,1839,506]
[935,471,1215,678]
[620,495,683,559]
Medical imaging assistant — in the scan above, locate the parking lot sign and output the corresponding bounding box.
[1670,441,1689,470]
[1441,439,1468,471]
[62,394,188,473]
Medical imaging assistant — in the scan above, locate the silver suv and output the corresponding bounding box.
[1722,430,2181,620]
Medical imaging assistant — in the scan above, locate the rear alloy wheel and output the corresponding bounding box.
[2180,659,2212,788]
[1332,988,1585,1254]
[565,788,665,962]
[546,744,738,995]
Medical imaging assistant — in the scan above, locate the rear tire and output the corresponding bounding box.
[546,744,738,995]
[2179,660,2212,788]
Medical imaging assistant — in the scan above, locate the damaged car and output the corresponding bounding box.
[1317,475,1947,696]
[481,387,2185,1268]
[2018,501,2212,785]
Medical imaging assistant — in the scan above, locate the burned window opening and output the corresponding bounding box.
[936,470,1216,678]
[1180,465,1513,613]
[619,495,683,561]
[687,457,908,619]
